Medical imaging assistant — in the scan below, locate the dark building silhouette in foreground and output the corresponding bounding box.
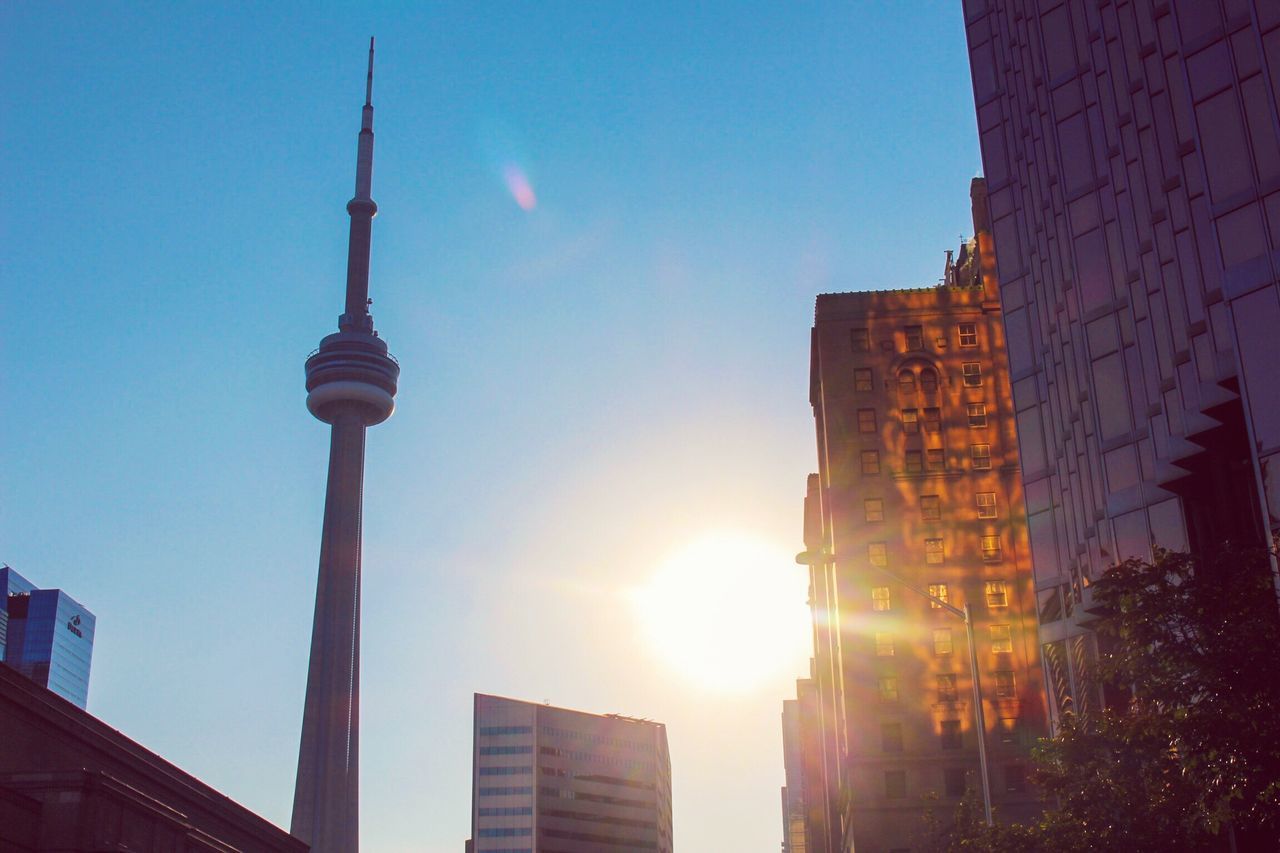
[963,0,1280,724]
[792,182,1045,851]
[0,663,304,852]
[292,40,399,853]
[468,693,672,853]
[1,566,95,710]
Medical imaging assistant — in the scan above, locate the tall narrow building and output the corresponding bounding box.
[1,565,95,710]
[963,0,1280,724]
[291,40,399,852]
[469,694,673,853]
[797,182,1046,849]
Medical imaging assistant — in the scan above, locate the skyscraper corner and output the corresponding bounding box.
[292,38,399,852]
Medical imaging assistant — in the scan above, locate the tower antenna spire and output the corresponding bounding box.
[365,37,374,106]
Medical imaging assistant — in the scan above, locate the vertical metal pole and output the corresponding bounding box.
[965,603,994,826]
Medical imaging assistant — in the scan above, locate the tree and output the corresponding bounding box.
[922,546,1280,852]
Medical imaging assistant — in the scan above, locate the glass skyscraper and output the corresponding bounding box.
[0,566,95,709]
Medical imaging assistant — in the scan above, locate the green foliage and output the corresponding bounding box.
[920,546,1280,852]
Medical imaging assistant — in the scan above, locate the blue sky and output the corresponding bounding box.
[1,2,980,850]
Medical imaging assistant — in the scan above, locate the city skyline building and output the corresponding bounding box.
[794,181,1046,850]
[291,39,400,852]
[963,0,1280,724]
[1,565,95,710]
[469,693,672,853]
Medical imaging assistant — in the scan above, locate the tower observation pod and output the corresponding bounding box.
[292,38,398,853]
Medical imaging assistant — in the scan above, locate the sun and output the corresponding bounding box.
[628,530,812,693]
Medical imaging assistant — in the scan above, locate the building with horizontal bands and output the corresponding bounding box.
[469,693,671,853]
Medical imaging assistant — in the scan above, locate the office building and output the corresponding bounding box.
[963,0,1280,722]
[469,693,672,853]
[796,181,1046,850]
[0,664,304,852]
[1,565,95,710]
[292,39,400,852]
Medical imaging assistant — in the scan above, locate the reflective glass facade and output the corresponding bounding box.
[964,0,1280,724]
[0,567,95,709]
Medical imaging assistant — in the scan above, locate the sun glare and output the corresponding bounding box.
[629,531,812,694]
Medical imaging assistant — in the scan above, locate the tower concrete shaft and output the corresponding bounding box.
[292,39,397,853]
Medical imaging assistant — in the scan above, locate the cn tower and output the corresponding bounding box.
[291,39,398,852]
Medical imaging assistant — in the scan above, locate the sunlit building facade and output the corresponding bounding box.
[797,181,1046,851]
[1,565,95,709]
[963,0,1280,724]
[468,693,672,853]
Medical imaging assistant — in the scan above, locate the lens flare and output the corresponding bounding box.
[503,164,537,211]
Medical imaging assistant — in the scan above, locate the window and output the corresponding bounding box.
[902,408,919,434]
[977,492,998,518]
[861,450,881,475]
[958,323,978,347]
[998,717,1018,743]
[864,498,884,522]
[854,368,873,392]
[995,670,1016,699]
[921,496,941,522]
[933,628,954,656]
[923,407,941,431]
[898,369,917,393]
[882,722,904,753]
[1005,764,1027,793]
[971,443,991,469]
[927,449,946,471]
[920,368,939,392]
[925,537,944,565]
[940,720,962,750]
[879,675,899,701]
[906,450,923,473]
[872,586,891,611]
[927,583,949,609]
[985,580,1008,607]
[982,535,1002,562]
[875,632,895,656]
[868,542,888,567]
[885,770,907,798]
[937,674,958,702]
[905,325,924,350]
[852,328,870,351]
[944,767,968,797]
[990,624,1012,653]
[968,403,988,427]
[858,408,877,433]
[962,362,982,386]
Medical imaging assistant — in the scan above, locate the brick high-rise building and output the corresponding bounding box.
[963,0,1280,723]
[796,182,1046,850]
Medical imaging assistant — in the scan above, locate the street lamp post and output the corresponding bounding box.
[796,548,994,827]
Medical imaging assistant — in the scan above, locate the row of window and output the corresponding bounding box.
[479,745,533,756]
[881,763,1025,801]
[538,746,654,772]
[856,403,989,434]
[877,670,1018,702]
[864,535,1003,565]
[479,725,533,736]
[479,785,532,796]
[879,718,1016,753]
[539,725,651,753]
[854,363,985,394]
[478,806,533,817]
[872,579,1008,612]
[851,323,980,353]
[539,786,650,809]
[874,623,1013,657]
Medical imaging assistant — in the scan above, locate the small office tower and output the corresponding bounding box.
[1,565,95,709]
[469,693,672,853]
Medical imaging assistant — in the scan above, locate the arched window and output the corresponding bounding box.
[898,369,916,393]
[920,368,939,393]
